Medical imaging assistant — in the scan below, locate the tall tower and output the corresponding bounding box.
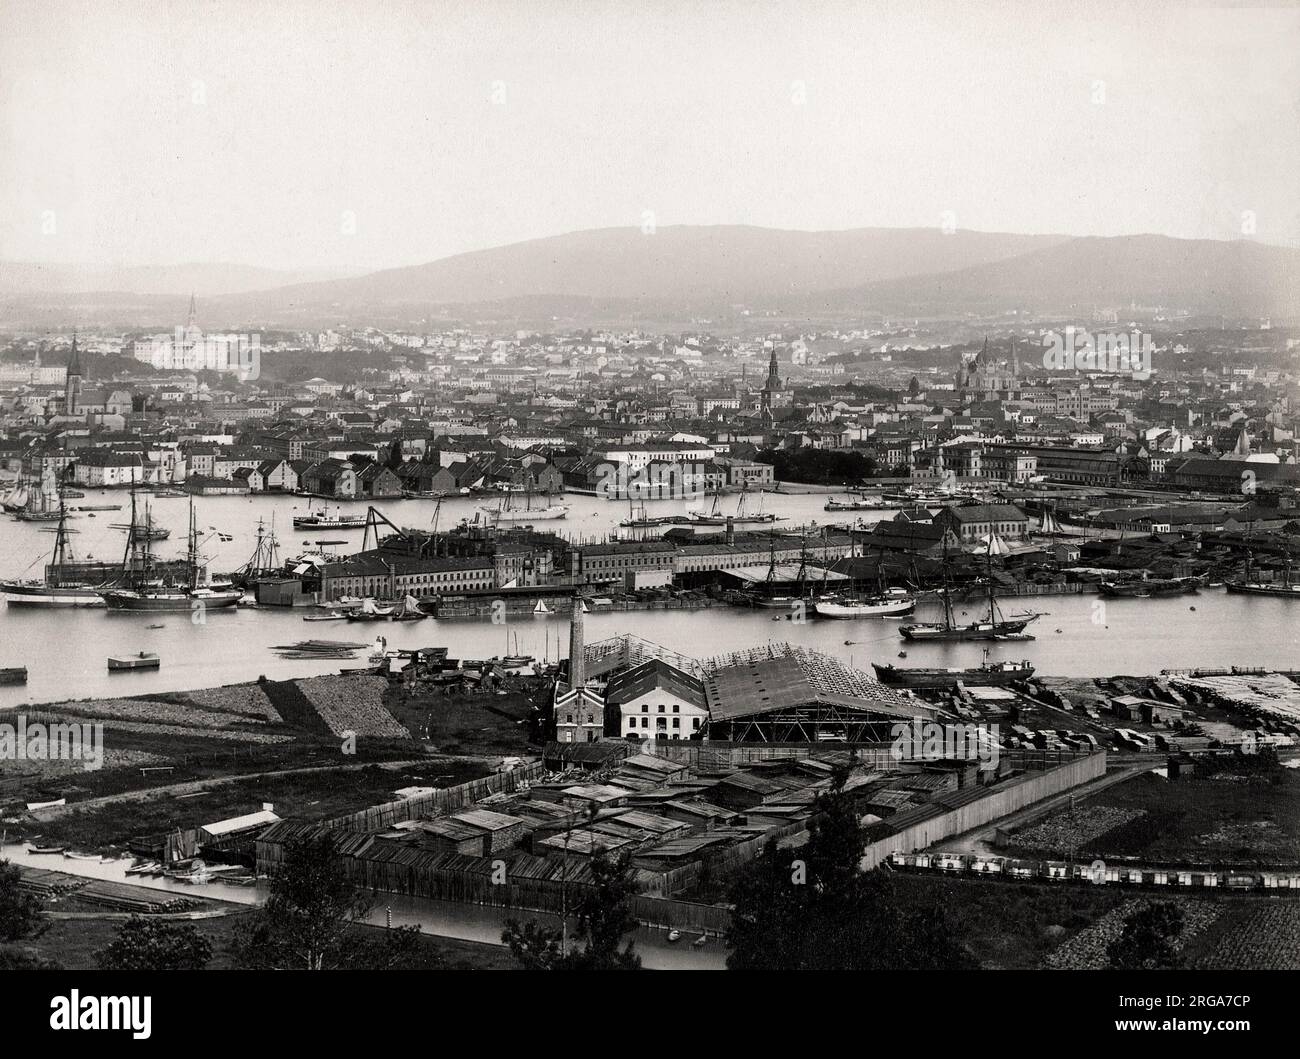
[64,333,83,416]
[761,348,781,415]
[568,598,586,687]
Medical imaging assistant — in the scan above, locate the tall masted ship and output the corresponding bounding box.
[100,498,241,611]
[1,476,104,607]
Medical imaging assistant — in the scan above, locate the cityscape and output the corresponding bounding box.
[0,0,1297,1021]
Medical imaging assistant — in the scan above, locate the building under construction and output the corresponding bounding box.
[701,642,930,742]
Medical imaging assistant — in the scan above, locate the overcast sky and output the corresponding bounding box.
[2,0,1297,271]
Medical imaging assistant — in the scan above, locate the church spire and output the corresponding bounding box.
[187,293,197,329]
[65,332,83,416]
[765,348,781,391]
[67,331,82,377]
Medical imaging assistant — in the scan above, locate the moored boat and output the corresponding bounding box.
[1099,576,1201,598]
[107,651,161,671]
[814,594,916,618]
[899,535,1042,642]
[1224,581,1300,597]
[1,475,108,607]
[873,658,1035,689]
[292,507,367,530]
[101,497,241,611]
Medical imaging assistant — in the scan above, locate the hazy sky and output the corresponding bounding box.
[2,0,1297,270]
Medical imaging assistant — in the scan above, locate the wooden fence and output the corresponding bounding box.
[324,762,547,832]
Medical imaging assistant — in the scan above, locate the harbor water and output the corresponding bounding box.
[1,487,1298,707]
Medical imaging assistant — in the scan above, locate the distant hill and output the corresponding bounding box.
[0,261,360,298]
[811,234,1300,317]
[3,227,1296,327]
[221,225,1069,314]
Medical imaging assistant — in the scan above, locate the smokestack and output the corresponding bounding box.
[569,597,586,687]
[725,516,735,546]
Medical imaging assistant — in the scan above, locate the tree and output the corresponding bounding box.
[1108,901,1185,970]
[908,375,921,398]
[726,769,975,970]
[502,851,641,970]
[502,917,564,970]
[565,851,642,970]
[236,834,385,970]
[0,860,42,943]
[95,916,212,971]
[0,948,62,970]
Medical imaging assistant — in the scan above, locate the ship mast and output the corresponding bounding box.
[939,535,954,630]
[51,469,72,568]
[187,498,199,589]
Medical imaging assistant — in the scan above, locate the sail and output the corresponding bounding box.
[983,532,1011,556]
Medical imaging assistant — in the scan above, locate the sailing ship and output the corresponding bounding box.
[813,540,916,618]
[111,508,171,542]
[293,499,367,529]
[479,485,568,523]
[11,470,63,521]
[899,537,1042,641]
[99,499,241,611]
[0,475,29,513]
[1225,550,1300,597]
[1,476,106,606]
[688,482,779,526]
[233,517,282,587]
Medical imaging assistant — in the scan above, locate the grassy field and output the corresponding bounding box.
[2,910,515,970]
[0,675,429,818]
[20,759,492,850]
[386,681,543,756]
[892,873,1128,969]
[1184,900,1300,969]
[1072,769,1300,866]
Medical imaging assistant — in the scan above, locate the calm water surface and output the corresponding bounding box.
[1,488,1297,707]
[0,842,724,968]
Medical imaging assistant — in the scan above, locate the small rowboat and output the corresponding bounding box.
[29,845,66,854]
